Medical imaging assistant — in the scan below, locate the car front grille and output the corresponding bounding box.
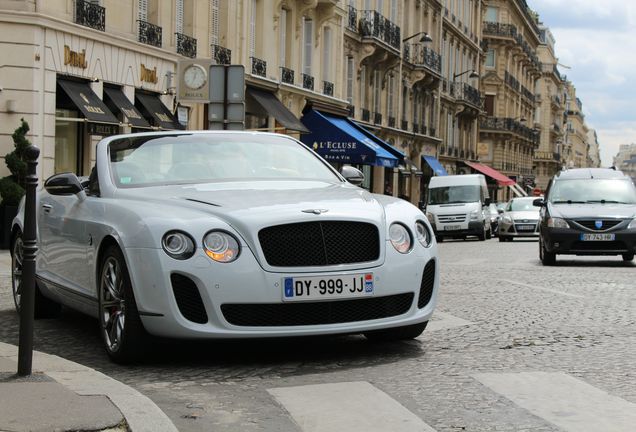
[418,259,436,309]
[437,214,467,223]
[258,221,380,267]
[514,221,539,232]
[572,219,623,231]
[171,274,208,324]
[221,293,414,327]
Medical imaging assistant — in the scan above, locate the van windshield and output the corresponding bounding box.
[428,185,481,205]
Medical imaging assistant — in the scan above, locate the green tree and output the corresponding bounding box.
[0,118,31,206]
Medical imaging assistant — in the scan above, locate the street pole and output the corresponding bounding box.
[17,145,39,376]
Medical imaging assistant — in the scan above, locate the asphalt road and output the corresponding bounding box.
[1,238,635,431]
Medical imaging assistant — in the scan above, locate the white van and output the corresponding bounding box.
[425,174,492,241]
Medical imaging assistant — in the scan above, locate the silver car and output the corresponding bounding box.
[11,131,439,363]
[498,196,542,241]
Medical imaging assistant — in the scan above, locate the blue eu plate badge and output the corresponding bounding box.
[284,278,294,298]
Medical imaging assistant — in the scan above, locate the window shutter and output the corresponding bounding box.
[373,69,380,113]
[346,57,354,104]
[388,75,394,117]
[210,0,219,45]
[138,0,147,22]
[250,0,256,57]
[176,0,184,34]
[303,18,313,75]
[360,65,367,108]
[279,9,287,67]
[322,27,331,81]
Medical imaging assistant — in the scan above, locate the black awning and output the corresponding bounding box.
[247,87,310,133]
[57,79,119,124]
[103,86,151,128]
[135,92,183,130]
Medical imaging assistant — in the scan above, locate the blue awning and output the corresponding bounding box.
[350,121,405,162]
[422,155,448,176]
[300,110,399,168]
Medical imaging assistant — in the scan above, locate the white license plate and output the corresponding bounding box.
[283,273,374,301]
[517,225,535,231]
[444,225,461,231]
[580,233,615,241]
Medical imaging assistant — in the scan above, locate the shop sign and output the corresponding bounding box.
[140,64,158,84]
[87,122,119,136]
[64,45,88,69]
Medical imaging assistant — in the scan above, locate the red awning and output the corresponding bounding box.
[464,161,516,186]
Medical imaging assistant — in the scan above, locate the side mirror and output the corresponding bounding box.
[44,173,84,196]
[533,198,545,207]
[340,165,365,186]
[497,208,504,214]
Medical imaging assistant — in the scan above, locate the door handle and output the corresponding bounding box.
[41,204,53,213]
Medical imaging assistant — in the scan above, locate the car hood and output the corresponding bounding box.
[507,210,540,220]
[115,180,388,233]
[549,203,636,219]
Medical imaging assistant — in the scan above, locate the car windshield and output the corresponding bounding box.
[549,179,636,204]
[108,134,340,187]
[428,185,480,205]
[507,199,537,211]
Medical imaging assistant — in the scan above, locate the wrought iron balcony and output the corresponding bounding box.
[302,73,314,91]
[403,43,442,75]
[362,109,370,122]
[138,20,162,48]
[482,21,518,39]
[75,0,105,31]
[521,86,535,103]
[429,127,436,137]
[514,0,541,36]
[480,117,540,144]
[359,10,401,51]
[401,119,408,130]
[453,148,458,157]
[347,5,358,32]
[440,146,446,155]
[460,149,465,159]
[348,105,355,117]
[176,33,197,58]
[412,123,420,134]
[251,57,267,77]
[388,116,396,128]
[551,95,562,107]
[373,112,382,124]
[212,44,231,65]
[323,81,334,96]
[504,71,521,92]
[280,67,294,85]
[454,82,481,107]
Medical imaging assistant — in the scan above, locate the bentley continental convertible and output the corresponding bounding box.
[11,131,439,363]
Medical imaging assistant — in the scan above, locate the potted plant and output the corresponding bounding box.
[0,118,31,249]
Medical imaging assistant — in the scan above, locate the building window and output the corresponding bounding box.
[360,65,367,108]
[346,56,354,104]
[390,0,397,21]
[55,109,81,175]
[250,0,256,57]
[210,0,219,45]
[485,6,498,22]
[387,74,395,119]
[303,17,313,75]
[485,94,495,116]
[485,49,495,68]
[373,69,381,114]
[138,0,147,21]
[322,26,332,82]
[279,8,287,67]
[176,0,184,34]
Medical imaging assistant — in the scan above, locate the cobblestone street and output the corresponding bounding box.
[1,239,634,431]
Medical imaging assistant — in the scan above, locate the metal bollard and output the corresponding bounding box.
[17,145,39,376]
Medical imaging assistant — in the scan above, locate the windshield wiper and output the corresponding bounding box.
[552,200,585,204]
[585,200,627,204]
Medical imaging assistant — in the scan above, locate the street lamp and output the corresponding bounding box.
[453,69,479,80]
[402,31,433,43]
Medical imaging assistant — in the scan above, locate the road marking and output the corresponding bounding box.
[425,311,474,332]
[474,372,636,432]
[500,279,584,298]
[268,381,437,432]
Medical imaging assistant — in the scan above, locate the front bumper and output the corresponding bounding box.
[542,228,636,255]
[499,220,539,238]
[432,221,484,238]
[124,244,439,339]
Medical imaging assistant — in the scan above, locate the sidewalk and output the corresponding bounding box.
[0,341,178,432]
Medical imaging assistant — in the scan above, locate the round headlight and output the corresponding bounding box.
[415,221,432,247]
[162,231,195,260]
[203,230,240,263]
[389,223,412,254]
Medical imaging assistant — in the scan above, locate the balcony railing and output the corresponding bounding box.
[251,57,267,77]
[75,0,105,31]
[521,85,535,103]
[373,112,382,124]
[176,33,197,58]
[412,123,420,134]
[429,127,436,137]
[211,44,231,65]
[514,0,541,36]
[359,10,401,51]
[281,67,294,85]
[401,119,408,130]
[388,116,396,128]
[323,81,334,96]
[362,109,370,122]
[347,5,358,32]
[504,71,520,92]
[483,21,518,39]
[454,82,481,107]
[403,44,442,74]
[138,20,162,48]
[480,117,540,144]
[302,73,314,91]
[551,95,562,107]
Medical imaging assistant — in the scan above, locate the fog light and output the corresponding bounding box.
[554,242,560,248]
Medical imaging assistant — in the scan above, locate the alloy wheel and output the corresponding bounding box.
[100,257,126,353]
[12,236,23,311]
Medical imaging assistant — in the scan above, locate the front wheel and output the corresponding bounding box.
[364,321,428,342]
[540,237,556,266]
[622,253,634,262]
[99,246,148,363]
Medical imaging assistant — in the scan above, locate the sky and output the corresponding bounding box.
[528,0,636,166]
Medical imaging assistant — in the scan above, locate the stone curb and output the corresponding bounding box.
[0,342,178,432]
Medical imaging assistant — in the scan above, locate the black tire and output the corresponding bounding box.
[498,235,505,242]
[11,233,61,319]
[622,253,634,262]
[486,226,492,240]
[98,245,148,364]
[436,236,444,243]
[540,237,556,266]
[364,321,428,342]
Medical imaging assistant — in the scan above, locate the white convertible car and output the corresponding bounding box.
[11,131,439,363]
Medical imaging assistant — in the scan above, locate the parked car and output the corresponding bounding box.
[535,168,636,265]
[10,131,439,363]
[425,174,492,242]
[498,196,542,241]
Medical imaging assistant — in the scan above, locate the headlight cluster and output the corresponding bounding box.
[503,215,513,224]
[628,218,636,230]
[470,210,480,221]
[547,217,570,229]
[389,221,433,253]
[161,230,241,263]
